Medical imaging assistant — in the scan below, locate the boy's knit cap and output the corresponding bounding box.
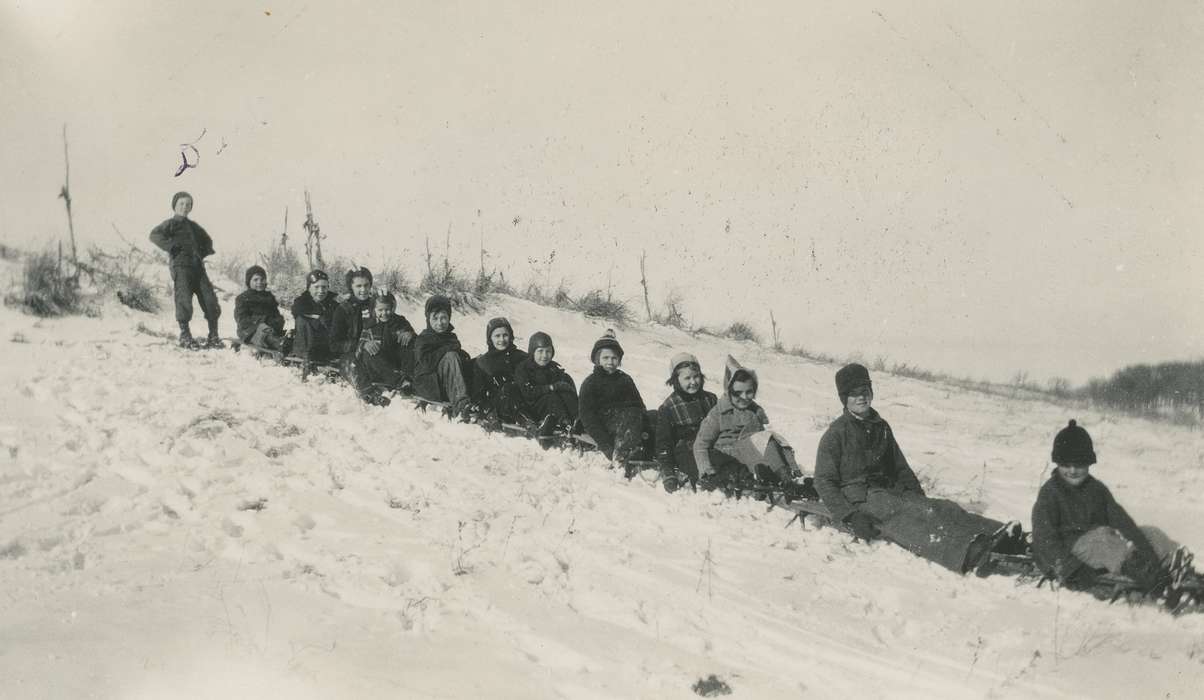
[590,329,624,364]
[1052,419,1097,465]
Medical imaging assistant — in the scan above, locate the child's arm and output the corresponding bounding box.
[268,296,286,333]
[654,404,675,469]
[1030,490,1084,581]
[692,408,720,475]
[577,378,613,456]
[889,435,924,495]
[813,428,857,523]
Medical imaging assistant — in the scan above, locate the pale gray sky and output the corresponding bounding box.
[3,0,1202,383]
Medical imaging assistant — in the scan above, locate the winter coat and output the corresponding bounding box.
[412,325,470,400]
[514,358,575,402]
[330,296,373,357]
[291,290,340,327]
[473,345,528,404]
[148,217,215,268]
[233,289,285,342]
[693,395,770,473]
[579,367,646,455]
[363,312,417,374]
[1031,474,1158,580]
[813,409,924,523]
[656,389,718,470]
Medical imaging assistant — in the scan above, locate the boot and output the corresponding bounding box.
[205,319,224,349]
[178,323,199,350]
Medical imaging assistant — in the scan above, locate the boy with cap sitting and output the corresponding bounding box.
[813,363,1016,574]
[693,356,800,491]
[1032,419,1190,596]
[411,295,474,419]
[578,330,648,475]
[290,269,341,367]
[148,191,223,349]
[514,332,578,444]
[233,265,286,352]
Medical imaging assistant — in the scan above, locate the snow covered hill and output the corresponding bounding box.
[2,274,1202,699]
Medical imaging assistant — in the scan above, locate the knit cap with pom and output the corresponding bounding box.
[1051,419,1097,465]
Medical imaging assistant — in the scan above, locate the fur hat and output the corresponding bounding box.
[306,269,329,287]
[590,329,624,364]
[528,331,554,356]
[835,363,872,405]
[485,317,514,348]
[722,355,758,396]
[171,191,192,209]
[244,264,267,288]
[424,295,453,320]
[1052,419,1097,466]
[345,266,373,290]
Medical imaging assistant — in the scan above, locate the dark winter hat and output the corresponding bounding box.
[1051,419,1097,466]
[485,317,514,348]
[723,355,758,395]
[245,264,267,288]
[374,288,397,309]
[171,191,192,209]
[835,363,872,405]
[590,329,624,364]
[345,266,373,289]
[528,331,554,356]
[424,295,453,320]
[306,269,329,287]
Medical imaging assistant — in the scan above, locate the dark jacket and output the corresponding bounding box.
[148,217,214,268]
[412,325,470,399]
[656,389,718,469]
[330,296,373,357]
[813,409,924,523]
[233,289,284,342]
[1031,474,1158,580]
[291,290,340,326]
[363,312,417,373]
[579,367,646,455]
[514,358,575,402]
[473,346,528,403]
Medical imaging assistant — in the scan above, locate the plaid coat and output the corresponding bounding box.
[655,390,718,469]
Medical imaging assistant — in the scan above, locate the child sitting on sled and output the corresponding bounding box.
[331,266,375,363]
[233,265,286,352]
[1032,420,1194,596]
[471,317,528,425]
[290,269,340,365]
[693,356,800,491]
[813,363,1017,574]
[411,295,474,419]
[655,353,718,492]
[514,332,578,444]
[356,289,416,396]
[578,330,648,475]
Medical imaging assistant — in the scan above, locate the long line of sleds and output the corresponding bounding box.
[224,335,1202,616]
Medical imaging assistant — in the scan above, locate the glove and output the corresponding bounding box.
[844,511,880,541]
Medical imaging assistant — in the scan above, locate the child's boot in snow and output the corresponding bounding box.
[205,319,224,349]
[178,323,200,350]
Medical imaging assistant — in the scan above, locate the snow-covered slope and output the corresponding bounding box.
[1,279,1201,699]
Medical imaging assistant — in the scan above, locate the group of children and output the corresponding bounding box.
[156,193,1197,604]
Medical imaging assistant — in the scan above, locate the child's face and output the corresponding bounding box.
[310,279,330,301]
[249,273,266,292]
[845,386,873,416]
[374,301,393,319]
[1056,463,1091,487]
[429,310,451,333]
[350,276,371,301]
[533,345,554,367]
[730,379,756,409]
[597,348,621,373]
[490,326,512,351]
[676,366,702,394]
[173,196,193,218]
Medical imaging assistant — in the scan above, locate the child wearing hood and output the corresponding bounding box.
[330,267,375,361]
[514,331,578,443]
[693,356,799,489]
[411,295,474,418]
[655,353,718,492]
[1031,420,1190,595]
[578,330,647,473]
[814,363,1015,574]
[233,265,286,352]
[472,317,528,424]
[356,289,417,394]
[290,269,340,364]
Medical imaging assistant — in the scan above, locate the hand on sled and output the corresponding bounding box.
[844,511,880,542]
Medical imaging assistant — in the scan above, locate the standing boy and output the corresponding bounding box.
[148,191,222,348]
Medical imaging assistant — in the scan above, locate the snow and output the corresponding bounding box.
[1,268,1202,699]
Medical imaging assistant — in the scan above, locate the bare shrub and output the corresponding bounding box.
[259,236,307,300]
[723,321,761,343]
[573,289,631,326]
[81,243,163,313]
[4,248,82,317]
[653,290,689,330]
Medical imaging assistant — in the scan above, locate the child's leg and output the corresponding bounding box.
[250,323,283,351]
[1139,526,1181,564]
[196,267,222,325]
[1070,527,1132,574]
[171,266,194,325]
[435,352,471,412]
[608,407,645,463]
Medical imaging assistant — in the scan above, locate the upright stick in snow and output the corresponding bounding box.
[639,250,653,322]
[58,124,79,286]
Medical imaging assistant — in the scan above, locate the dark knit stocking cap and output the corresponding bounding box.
[244,264,267,288]
[1051,419,1097,465]
[590,329,624,364]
